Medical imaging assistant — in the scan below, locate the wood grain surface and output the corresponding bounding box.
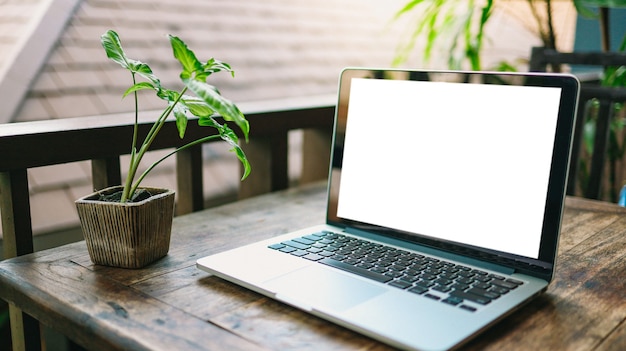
[0,184,624,351]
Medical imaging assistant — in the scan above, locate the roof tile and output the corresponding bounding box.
[29,188,81,234]
[45,93,103,119]
[13,98,50,122]
[28,162,91,190]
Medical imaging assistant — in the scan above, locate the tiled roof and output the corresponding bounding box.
[0,0,81,124]
[0,0,577,239]
[12,0,407,122]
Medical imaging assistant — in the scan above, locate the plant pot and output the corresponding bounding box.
[75,186,176,268]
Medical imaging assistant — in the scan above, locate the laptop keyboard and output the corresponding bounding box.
[268,231,524,312]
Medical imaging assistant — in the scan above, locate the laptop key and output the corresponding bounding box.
[473,282,492,290]
[450,283,470,291]
[424,293,441,301]
[356,262,375,270]
[303,234,323,241]
[291,250,309,257]
[399,274,419,282]
[414,280,434,288]
[432,285,452,293]
[491,279,519,290]
[331,254,347,261]
[459,305,477,312]
[282,240,310,250]
[303,253,324,261]
[442,296,463,306]
[474,275,492,283]
[466,287,500,300]
[455,277,475,285]
[490,286,510,295]
[369,266,388,274]
[388,280,413,289]
[489,273,506,280]
[434,278,453,286]
[408,285,428,295]
[279,246,297,253]
[318,251,335,257]
[449,290,491,305]
[319,258,392,283]
[471,269,489,276]
[293,237,315,246]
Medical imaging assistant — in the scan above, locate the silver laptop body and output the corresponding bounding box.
[197,68,580,351]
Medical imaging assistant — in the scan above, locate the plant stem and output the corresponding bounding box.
[129,134,222,197]
[122,86,188,201]
[121,73,140,202]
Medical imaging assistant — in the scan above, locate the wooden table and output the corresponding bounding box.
[0,182,624,351]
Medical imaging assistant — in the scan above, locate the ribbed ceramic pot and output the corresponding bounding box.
[75,186,175,269]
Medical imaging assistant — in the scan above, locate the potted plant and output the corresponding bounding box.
[75,30,251,268]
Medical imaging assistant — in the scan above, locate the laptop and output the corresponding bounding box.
[197,68,580,350]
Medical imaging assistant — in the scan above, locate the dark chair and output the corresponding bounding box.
[529,47,626,200]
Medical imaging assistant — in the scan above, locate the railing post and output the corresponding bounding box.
[528,47,547,72]
[0,170,42,351]
[176,145,204,215]
[586,100,613,200]
[1,170,34,258]
[238,133,288,199]
[301,129,332,184]
[91,157,122,191]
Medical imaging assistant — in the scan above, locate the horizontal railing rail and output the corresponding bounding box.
[0,94,336,259]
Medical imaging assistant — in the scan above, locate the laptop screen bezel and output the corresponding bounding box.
[325,68,580,280]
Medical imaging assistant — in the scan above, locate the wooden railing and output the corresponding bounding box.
[1,95,335,351]
[0,95,335,260]
[529,47,626,200]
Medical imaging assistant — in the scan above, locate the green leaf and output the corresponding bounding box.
[583,115,596,154]
[101,30,161,88]
[185,79,249,140]
[101,30,128,69]
[393,0,425,20]
[173,105,188,139]
[169,35,204,81]
[204,58,235,77]
[129,62,158,84]
[156,88,179,104]
[231,142,251,180]
[181,96,216,117]
[123,82,156,98]
[198,115,235,139]
[198,116,250,180]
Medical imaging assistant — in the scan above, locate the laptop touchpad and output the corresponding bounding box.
[263,265,387,312]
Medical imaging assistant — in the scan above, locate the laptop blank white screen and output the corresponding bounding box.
[336,78,563,259]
